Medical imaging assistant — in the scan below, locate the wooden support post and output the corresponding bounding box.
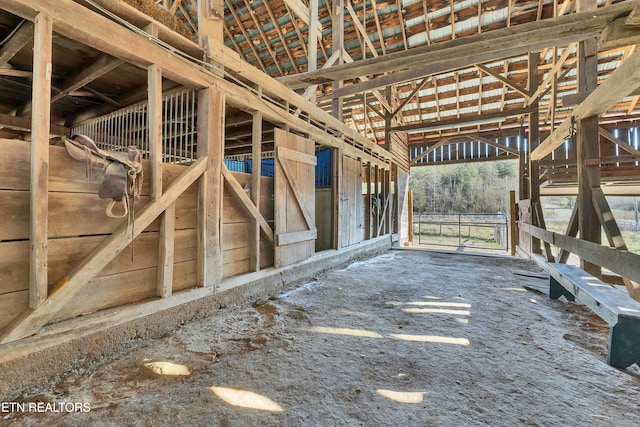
[30,14,52,309]
[331,0,344,119]
[148,64,163,202]
[197,0,224,49]
[374,165,380,237]
[408,189,414,244]
[533,203,554,261]
[591,188,640,301]
[308,0,318,103]
[509,190,517,255]
[392,164,398,235]
[527,52,541,255]
[149,64,173,297]
[577,36,602,277]
[365,161,372,240]
[518,125,529,200]
[197,87,225,289]
[332,148,343,249]
[556,203,579,264]
[250,111,263,272]
[384,168,391,235]
[158,202,175,298]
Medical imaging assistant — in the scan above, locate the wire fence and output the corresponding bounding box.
[413,213,509,251]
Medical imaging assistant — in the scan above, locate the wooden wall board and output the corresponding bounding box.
[53,267,159,322]
[340,155,364,248]
[0,139,199,197]
[315,188,332,252]
[0,290,29,332]
[0,229,198,296]
[0,190,198,240]
[172,260,197,292]
[274,129,316,268]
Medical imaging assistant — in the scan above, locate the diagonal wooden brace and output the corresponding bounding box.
[0,157,208,344]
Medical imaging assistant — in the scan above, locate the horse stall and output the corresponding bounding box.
[0,0,396,399]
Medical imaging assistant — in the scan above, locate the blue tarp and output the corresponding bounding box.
[225,148,332,187]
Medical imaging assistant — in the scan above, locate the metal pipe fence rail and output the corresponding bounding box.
[413,213,509,251]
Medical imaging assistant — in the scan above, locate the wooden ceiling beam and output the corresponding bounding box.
[0,20,34,67]
[532,48,640,160]
[393,107,534,133]
[475,64,531,98]
[278,1,636,92]
[282,0,324,39]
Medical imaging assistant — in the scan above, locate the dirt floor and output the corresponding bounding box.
[4,248,640,426]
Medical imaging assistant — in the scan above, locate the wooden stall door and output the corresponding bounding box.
[340,155,364,248]
[274,129,317,268]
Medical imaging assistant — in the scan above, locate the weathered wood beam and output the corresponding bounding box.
[221,164,274,244]
[332,0,345,119]
[392,78,429,118]
[283,0,324,39]
[51,54,124,104]
[519,222,640,285]
[197,87,224,289]
[532,47,640,161]
[278,1,636,91]
[526,43,575,106]
[409,137,452,165]
[476,64,531,98]
[591,187,640,300]
[472,134,520,156]
[4,0,390,168]
[0,20,33,67]
[0,112,67,136]
[29,14,52,310]
[250,110,263,272]
[342,51,392,113]
[394,107,534,133]
[0,156,208,344]
[346,0,378,56]
[598,127,640,155]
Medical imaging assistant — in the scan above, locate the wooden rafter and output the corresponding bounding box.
[475,64,531,98]
[282,0,324,39]
[532,49,640,160]
[263,0,299,73]
[598,127,640,155]
[240,0,283,75]
[279,2,636,92]
[396,0,408,50]
[410,136,452,165]
[370,0,387,55]
[225,0,267,72]
[527,43,575,106]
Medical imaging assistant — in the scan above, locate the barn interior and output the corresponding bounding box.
[0,0,640,421]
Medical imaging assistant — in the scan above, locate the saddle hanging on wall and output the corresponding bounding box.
[64,134,143,219]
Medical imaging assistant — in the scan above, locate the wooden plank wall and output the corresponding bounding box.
[339,155,365,248]
[390,132,409,172]
[0,139,273,330]
[222,172,274,277]
[315,188,333,251]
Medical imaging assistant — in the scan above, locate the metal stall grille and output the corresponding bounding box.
[72,88,199,164]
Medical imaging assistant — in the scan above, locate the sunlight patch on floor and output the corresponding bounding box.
[389,334,470,346]
[308,326,383,338]
[377,389,425,403]
[402,308,471,316]
[144,361,191,376]
[209,387,283,412]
